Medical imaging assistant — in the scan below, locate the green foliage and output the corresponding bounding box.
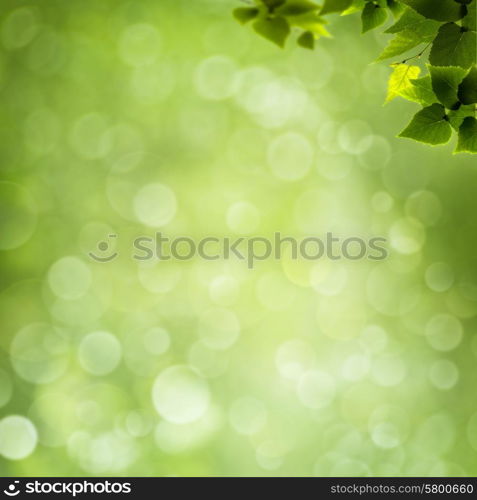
[377,7,439,61]
[396,75,437,106]
[361,2,388,33]
[233,7,260,24]
[400,0,466,22]
[458,66,477,104]
[429,66,468,109]
[448,104,475,131]
[297,30,315,48]
[320,0,353,15]
[386,63,421,102]
[399,103,452,145]
[429,23,477,69]
[342,0,366,15]
[464,0,476,30]
[384,6,439,36]
[242,0,329,48]
[253,16,290,47]
[456,117,477,152]
[387,0,405,16]
[277,0,318,15]
[376,32,425,61]
[234,0,477,154]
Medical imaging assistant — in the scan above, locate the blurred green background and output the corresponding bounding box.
[1,0,477,477]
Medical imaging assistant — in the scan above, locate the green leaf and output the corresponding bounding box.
[379,7,440,61]
[429,23,477,69]
[253,16,290,47]
[429,65,468,108]
[448,104,475,131]
[233,7,260,24]
[386,63,421,103]
[399,103,453,145]
[397,75,438,106]
[362,3,388,33]
[387,0,406,17]
[291,12,330,36]
[458,66,477,104]
[342,0,366,15]
[277,0,319,16]
[463,1,476,31]
[376,32,424,61]
[385,7,440,37]
[456,116,477,153]
[261,0,287,10]
[320,0,353,15]
[297,30,315,48]
[400,0,466,22]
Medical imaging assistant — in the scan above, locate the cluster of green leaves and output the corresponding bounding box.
[233,0,331,49]
[233,0,477,153]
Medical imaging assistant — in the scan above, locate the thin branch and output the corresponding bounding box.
[399,42,432,65]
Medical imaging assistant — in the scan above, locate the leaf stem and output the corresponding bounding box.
[399,42,432,65]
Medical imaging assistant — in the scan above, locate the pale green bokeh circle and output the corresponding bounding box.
[425,262,454,293]
[69,112,111,159]
[48,256,92,300]
[297,370,336,409]
[429,360,459,390]
[29,392,76,447]
[152,365,210,424]
[371,191,394,213]
[133,183,177,228]
[131,63,175,103]
[425,314,463,352]
[310,262,348,296]
[405,190,442,227]
[78,331,122,376]
[275,339,316,381]
[10,322,69,384]
[125,410,153,438]
[255,440,286,471]
[2,7,39,50]
[154,407,220,454]
[256,272,296,311]
[368,405,409,450]
[371,423,400,449]
[209,275,239,306]
[415,413,455,456]
[341,354,370,381]
[338,119,372,155]
[371,354,406,387]
[358,135,391,170]
[198,307,240,350]
[194,55,239,101]
[389,217,426,255]
[229,397,267,436]
[226,201,260,234]
[187,341,229,379]
[268,132,313,181]
[118,23,161,67]
[143,327,170,355]
[0,415,38,460]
